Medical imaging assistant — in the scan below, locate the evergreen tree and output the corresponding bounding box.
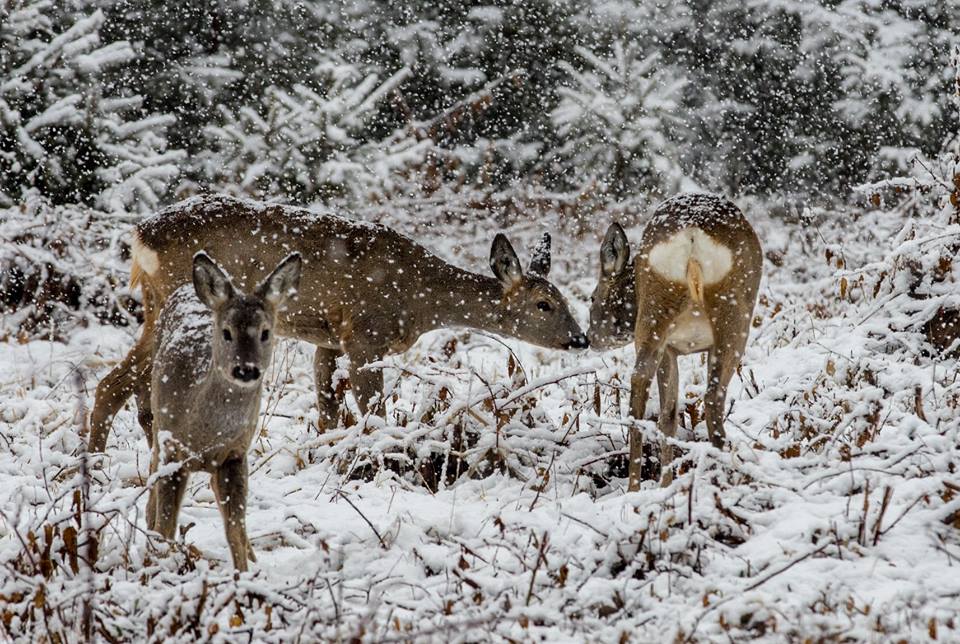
[202,60,429,203]
[0,1,182,211]
[551,42,688,197]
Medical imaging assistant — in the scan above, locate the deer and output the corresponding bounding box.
[146,250,302,571]
[587,193,762,490]
[89,194,588,452]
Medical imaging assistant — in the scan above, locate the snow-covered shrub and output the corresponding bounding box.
[846,45,960,355]
[551,42,689,198]
[0,194,140,336]
[663,0,959,195]
[202,62,431,203]
[0,2,183,212]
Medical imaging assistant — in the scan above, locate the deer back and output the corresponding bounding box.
[133,194,587,351]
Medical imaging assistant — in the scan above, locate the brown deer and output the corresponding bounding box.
[90,194,588,452]
[587,193,762,490]
[147,251,302,571]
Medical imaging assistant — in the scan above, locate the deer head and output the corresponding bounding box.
[489,233,589,350]
[588,222,636,350]
[192,251,303,386]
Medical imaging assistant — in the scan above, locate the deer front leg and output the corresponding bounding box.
[343,338,386,418]
[152,466,189,540]
[655,349,680,486]
[313,345,344,431]
[212,457,253,572]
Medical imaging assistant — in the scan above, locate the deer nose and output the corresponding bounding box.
[232,365,261,382]
[565,333,589,350]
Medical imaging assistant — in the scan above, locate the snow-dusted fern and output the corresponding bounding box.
[0,1,183,213]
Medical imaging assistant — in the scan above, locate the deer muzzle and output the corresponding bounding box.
[232,365,262,383]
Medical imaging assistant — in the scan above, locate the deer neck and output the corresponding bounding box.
[411,261,508,337]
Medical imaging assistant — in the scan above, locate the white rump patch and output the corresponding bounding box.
[131,232,159,277]
[647,228,732,285]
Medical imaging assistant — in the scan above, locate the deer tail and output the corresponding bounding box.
[129,257,144,289]
[129,231,159,290]
[686,257,705,305]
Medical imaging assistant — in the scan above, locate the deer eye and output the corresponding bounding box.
[537,301,552,312]
[261,329,270,342]
[222,329,233,342]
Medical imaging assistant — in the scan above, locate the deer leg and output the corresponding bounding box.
[132,367,154,448]
[146,447,160,530]
[344,340,386,418]
[628,339,667,492]
[313,345,343,431]
[152,466,189,540]
[703,300,752,450]
[212,457,253,572]
[90,291,160,453]
[655,349,680,487]
[704,345,744,449]
[89,338,152,452]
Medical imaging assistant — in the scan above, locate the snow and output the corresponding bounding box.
[3,189,960,640]
[2,0,959,639]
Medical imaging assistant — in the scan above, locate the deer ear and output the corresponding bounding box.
[192,252,235,309]
[600,222,630,276]
[490,234,523,288]
[257,252,302,308]
[528,232,551,277]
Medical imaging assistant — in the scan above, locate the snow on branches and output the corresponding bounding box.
[202,63,430,204]
[551,42,689,198]
[0,1,183,213]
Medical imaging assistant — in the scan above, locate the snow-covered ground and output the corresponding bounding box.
[2,197,960,641]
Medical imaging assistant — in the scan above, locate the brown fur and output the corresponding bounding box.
[588,193,763,490]
[89,195,586,452]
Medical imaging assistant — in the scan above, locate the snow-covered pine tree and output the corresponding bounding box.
[550,41,689,198]
[661,0,959,196]
[0,1,183,212]
[203,60,430,203]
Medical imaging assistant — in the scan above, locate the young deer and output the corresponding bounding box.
[146,251,302,571]
[588,193,762,490]
[90,194,587,452]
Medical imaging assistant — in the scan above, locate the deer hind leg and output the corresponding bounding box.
[628,293,684,492]
[133,366,155,448]
[703,315,751,450]
[212,457,253,572]
[313,345,343,431]
[655,349,680,487]
[628,343,665,492]
[89,341,155,453]
[146,447,160,530]
[89,296,158,453]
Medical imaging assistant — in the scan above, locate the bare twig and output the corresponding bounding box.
[331,490,386,549]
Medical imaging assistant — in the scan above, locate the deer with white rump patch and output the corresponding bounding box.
[146,251,301,571]
[89,194,587,452]
[588,193,762,490]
